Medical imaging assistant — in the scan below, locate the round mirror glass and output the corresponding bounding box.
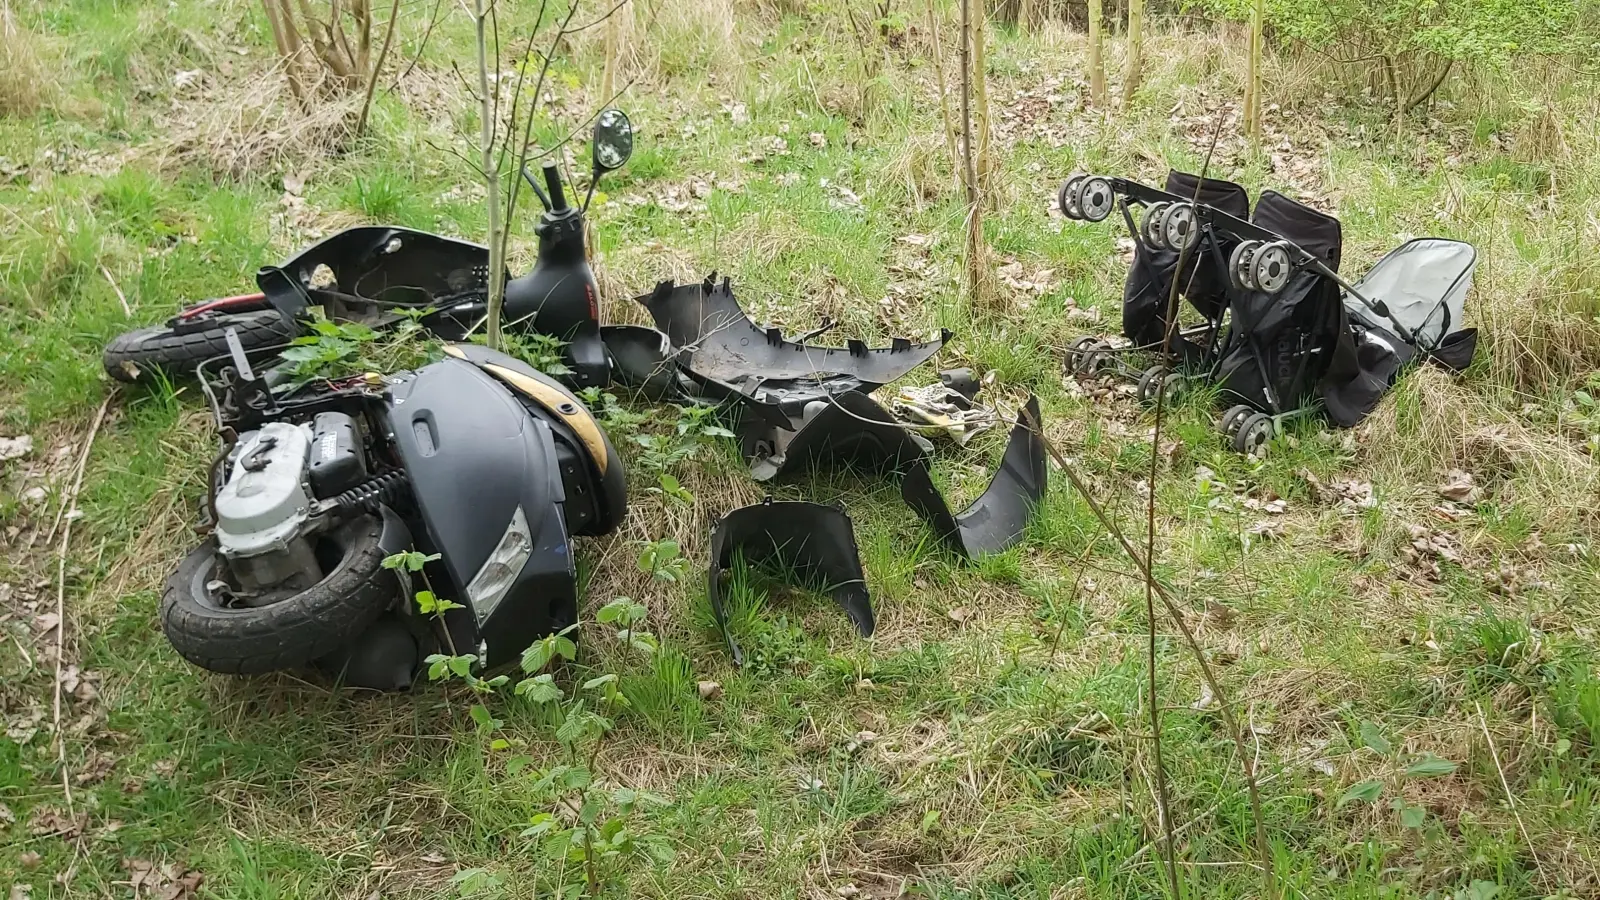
[592,109,634,172]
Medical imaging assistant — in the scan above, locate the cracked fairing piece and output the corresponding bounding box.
[901,395,1048,558]
[637,275,951,425]
[740,390,934,482]
[708,499,873,665]
[600,324,680,401]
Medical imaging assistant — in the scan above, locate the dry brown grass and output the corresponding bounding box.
[159,67,359,181]
[1362,367,1600,534]
[0,1,55,117]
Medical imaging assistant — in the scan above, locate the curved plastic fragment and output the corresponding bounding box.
[637,275,950,426]
[708,499,873,665]
[740,391,933,482]
[901,396,1048,558]
[600,324,678,401]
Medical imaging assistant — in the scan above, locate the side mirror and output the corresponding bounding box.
[591,109,634,174]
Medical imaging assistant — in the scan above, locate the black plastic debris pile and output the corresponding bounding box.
[601,274,1049,662]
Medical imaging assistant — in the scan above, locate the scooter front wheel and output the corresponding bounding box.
[104,310,296,382]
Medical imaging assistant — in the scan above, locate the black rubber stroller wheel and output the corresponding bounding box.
[1064,336,1097,373]
[1137,365,1169,403]
[1232,412,1273,456]
[104,311,296,383]
[1220,404,1255,438]
[1076,339,1115,375]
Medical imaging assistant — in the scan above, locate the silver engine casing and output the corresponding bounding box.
[215,421,322,593]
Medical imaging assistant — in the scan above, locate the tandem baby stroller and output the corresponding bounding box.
[1058,170,1251,403]
[1063,173,1478,456]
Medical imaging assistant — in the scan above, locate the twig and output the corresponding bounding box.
[51,396,112,814]
[1476,701,1547,887]
[391,0,444,87]
[100,265,131,318]
[1138,114,1224,900]
[1049,541,1100,662]
[356,0,403,136]
[1024,407,1278,900]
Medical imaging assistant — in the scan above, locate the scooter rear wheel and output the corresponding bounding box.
[104,310,296,383]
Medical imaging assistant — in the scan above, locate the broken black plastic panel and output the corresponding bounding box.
[599,324,679,401]
[637,275,951,428]
[901,396,1048,558]
[739,390,934,482]
[707,499,874,665]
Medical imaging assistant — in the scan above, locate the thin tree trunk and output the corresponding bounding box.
[355,0,400,137]
[1122,0,1143,104]
[1086,0,1105,106]
[959,0,985,307]
[927,0,959,176]
[971,0,993,198]
[263,0,311,104]
[1244,0,1263,140]
[600,3,621,103]
[474,0,505,350]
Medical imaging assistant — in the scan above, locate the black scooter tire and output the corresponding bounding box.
[104,311,296,383]
[160,516,399,675]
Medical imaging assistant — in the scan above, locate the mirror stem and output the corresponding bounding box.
[581,173,599,214]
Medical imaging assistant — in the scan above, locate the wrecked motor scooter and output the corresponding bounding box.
[159,331,626,690]
[105,110,639,390]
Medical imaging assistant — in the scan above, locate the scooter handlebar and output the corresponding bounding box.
[542,161,568,212]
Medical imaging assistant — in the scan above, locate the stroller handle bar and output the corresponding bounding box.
[1070,175,1415,344]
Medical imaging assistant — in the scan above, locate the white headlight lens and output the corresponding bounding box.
[466,506,532,622]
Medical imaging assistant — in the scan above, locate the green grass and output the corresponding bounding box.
[3,0,1600,897]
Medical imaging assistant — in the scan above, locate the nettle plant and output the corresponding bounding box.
[1338,720,1460,830]
[417,586,670,897]
[632,403,734,473]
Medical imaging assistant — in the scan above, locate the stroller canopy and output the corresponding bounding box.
[1345,238,1476,352]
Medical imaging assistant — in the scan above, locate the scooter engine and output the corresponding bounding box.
[214,413,367,596]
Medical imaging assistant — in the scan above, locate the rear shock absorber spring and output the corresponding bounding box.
[333,470,410,514]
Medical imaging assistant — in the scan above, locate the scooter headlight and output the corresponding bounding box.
[466,506,532,622]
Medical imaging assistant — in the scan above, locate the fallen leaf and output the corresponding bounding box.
[1438,469,1476,502]
[28,807,83,839]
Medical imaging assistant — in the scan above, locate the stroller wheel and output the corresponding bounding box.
[1251,241,1293,294]
[1077,339,1114,375]
[1232,412,1273,456]
[1220,404,1255,437]
[1161,371,1187,400]
[1136,365,1170,403]
[1077,177,1114,223]
[1058,174,1087,219]
[1142,202,1172,250]
[1163,203,1200,253]
[1230,240,1261,291]
[1063,335,1097,373]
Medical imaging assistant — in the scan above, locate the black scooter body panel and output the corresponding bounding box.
[256,224,608,388]
[384,358,577,668]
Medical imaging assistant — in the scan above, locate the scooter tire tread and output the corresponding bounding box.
[160,515,399,675]
[104,311,296,383]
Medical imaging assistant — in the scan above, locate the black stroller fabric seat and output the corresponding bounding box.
[1122,170,1251,357]
[1216,190,1344,416]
